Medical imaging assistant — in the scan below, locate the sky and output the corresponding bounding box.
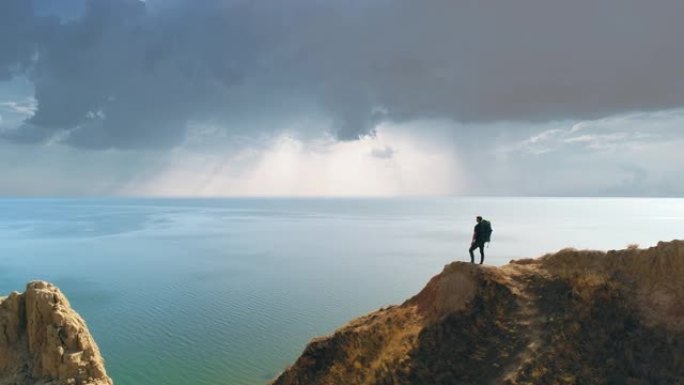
[1,0,683,197]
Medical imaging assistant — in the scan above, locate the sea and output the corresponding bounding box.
[1,197,682,384]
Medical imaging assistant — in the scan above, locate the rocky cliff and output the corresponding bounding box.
[0,281,112,385]
[272,240,684,385]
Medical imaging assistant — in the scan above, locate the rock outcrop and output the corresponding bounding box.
[0,281,112,385]
[272,240,684,385]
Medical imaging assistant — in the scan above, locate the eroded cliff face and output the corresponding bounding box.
[0,281,112,385]
[272,240,684,385]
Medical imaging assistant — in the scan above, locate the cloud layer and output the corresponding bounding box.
[2,0,684,150]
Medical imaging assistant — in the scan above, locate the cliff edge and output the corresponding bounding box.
[272,240,684,385]
[0,281,112,385]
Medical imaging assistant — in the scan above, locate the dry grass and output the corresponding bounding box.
[272,240,684,385]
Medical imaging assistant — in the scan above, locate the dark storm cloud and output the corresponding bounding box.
[0,0,39,80]
[3,0,283,148]
[3,0,684,149]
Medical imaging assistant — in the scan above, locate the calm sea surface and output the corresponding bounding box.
[1,198,683,384]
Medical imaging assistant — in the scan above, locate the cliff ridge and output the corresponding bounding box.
[272,240,684,385]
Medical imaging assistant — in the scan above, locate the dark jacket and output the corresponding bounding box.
[473,220,492,244]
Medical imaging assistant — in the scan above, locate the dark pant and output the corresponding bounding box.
[469,241,485,264]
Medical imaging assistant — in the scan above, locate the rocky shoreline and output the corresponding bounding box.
[0,281,112,385]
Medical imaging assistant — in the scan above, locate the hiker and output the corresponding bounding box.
[469,216,492,264]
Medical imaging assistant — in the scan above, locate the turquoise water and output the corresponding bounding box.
[1,198,683,384]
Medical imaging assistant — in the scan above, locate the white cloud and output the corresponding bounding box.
[478,110,684,196]
[0,97,37,130]
[119,126,465,197]
[0,98,36,116]
[503,110,684,158]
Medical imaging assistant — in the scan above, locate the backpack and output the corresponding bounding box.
[481,220,493,242]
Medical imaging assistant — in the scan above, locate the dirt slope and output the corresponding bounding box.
[272,240,684,385]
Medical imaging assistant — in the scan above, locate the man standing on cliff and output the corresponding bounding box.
[469,216,492,264]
